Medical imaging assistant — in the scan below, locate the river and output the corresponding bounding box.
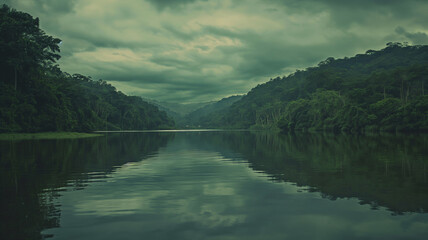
[1,131,427,239]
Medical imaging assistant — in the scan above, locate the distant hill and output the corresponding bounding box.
[184,95,243,128]
[145,96,243,128]
[145,100,214,117]
[143,99,215,127]
[207,43,428,132]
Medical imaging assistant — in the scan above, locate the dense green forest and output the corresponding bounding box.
[0,5,174,133]
[2,4,427,133]
[197,43,428,132]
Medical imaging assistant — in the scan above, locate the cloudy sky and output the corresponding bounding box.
[5,0,428,103]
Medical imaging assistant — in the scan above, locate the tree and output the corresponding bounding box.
[0,4,61,90]
[0,5,174,133]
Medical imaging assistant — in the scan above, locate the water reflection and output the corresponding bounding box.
[0,133,172,240]
[189,131,428,213]
[0,131,427,239]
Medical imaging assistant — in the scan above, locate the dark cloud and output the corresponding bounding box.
[146,0,205,10]
[5,0,428,103]
[9,0,77,13]
[162,24,197,41]
[269,0,425,11]
[395,27,428,45]
[33,0,77,13]
[269,0,428,28]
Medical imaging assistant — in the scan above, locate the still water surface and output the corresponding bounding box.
[1,131,428,239]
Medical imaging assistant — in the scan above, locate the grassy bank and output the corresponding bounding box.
[0,132,103,141]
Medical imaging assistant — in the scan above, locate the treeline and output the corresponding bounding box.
[0,5,174,133]
[205,43,428,132]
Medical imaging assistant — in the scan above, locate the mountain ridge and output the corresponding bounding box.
[200,43,428,132]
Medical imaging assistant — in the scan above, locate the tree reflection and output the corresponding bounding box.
[0,133,173,240]
[1,131,427,239]
[188,131,428,214]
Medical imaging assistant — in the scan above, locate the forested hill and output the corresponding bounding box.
[208,43,428,132]
[0,5,174,133]
[183,95,242,128]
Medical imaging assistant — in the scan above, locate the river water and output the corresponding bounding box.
[1,131,427,239]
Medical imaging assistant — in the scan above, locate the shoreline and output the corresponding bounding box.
[0,132,103,141]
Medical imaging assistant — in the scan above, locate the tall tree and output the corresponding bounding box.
[0,4,61,90]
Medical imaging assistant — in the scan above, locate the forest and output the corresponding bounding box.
[0,5,174,133]
[1,4,427,133]
[194,43,428,132]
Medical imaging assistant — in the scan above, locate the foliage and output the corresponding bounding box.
[0,5,174,133]
[209,42,428,132]
[0,132,102,140]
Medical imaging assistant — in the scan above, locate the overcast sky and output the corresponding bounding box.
[6,0,428,103]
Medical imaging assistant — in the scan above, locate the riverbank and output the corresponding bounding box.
[0,132,103,141]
